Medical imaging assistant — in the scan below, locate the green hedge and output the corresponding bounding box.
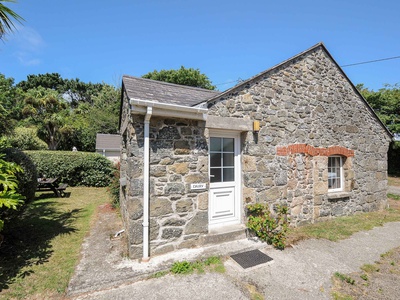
[3,148,38,202]
[25,151,114,187]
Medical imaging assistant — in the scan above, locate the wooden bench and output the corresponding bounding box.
[56,183,68,197]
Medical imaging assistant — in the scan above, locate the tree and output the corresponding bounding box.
[0,0,24,39]
[17,73,105,107]
[0,73,23,133]
[21,87,68,150]
[357,83,400,175]
[59,84,121,151]
[16,73,66,92]
[357,83,400,133]
[142,66,216,90]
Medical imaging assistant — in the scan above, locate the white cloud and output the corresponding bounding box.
[15,51,41,66]
[12,26,45,66]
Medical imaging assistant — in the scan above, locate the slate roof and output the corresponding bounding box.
[95,133,120,150]
[122,75,220,107]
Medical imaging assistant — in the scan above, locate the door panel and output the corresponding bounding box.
[210,186,235,221]
[209,133,241,226]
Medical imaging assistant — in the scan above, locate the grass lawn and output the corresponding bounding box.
[0,187,110,300]
[287,177,400,244]
[1,178,400,299]
[287,198,400,244]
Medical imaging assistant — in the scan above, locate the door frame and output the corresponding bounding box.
[208,129,242,228]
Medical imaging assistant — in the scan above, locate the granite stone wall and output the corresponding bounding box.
[120,112,210,258]
[120,45,391,258]
[207,45,391,226]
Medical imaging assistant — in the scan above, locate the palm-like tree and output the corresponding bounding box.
[0,0,24,39]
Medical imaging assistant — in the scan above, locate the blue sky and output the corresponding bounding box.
[1,0,399,91]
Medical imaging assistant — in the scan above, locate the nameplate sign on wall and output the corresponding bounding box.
[190,183,207,190]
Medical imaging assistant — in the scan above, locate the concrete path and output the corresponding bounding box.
[70,222,400,300]
[388,185,400,195]
[68,189,400,299]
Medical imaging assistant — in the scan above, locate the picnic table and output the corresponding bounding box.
[37,177,68,197]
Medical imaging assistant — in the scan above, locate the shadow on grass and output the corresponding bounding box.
[0,197,81,292]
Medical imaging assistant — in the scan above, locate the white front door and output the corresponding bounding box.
[209,132,241,227]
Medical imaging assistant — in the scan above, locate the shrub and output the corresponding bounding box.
[3,148,38,202]
[7,127,48,150]
[25,151,114,187]
[0,153,25,233]
[247,203,290,250]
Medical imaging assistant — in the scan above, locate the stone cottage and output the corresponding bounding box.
[119,43,392,260]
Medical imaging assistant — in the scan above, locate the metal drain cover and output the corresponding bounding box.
[230,249,273,269]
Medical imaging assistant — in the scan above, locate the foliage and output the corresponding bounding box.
[334,272,355,285]
[6,73,120,151]
[59,84,120,151]
[107,162,120,208]
[0,187,109,299]
[3,147,37,202]
[17,73,105,107]
[25,150,114,187]
[0,142,25,232]
[170,261,193,274]
[359,274,368,281]
[142,66,216,90]
[21,86,68,150]
[357,83,400,133]
[0,73,22,134]
[0,0,24,39]
[170,256,224,275]
[7,126,48,150]
[247,203,290,250]
[356,84,400,175]
[387,193,400,200]
[16,73,66,92]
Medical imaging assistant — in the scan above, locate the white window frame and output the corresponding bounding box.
[328,156,344,192]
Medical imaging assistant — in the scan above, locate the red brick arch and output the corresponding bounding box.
[277,144,354,157]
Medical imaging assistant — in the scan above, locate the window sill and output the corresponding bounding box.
[327,191,351,200]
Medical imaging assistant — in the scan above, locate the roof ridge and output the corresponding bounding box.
[122,75,220,94]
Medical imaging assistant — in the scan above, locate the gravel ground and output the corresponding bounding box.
[68,189,400,300]
[331,246,400,300]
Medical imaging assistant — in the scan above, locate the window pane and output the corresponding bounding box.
[223,138,234,152]
[223,153,234,166]
[328,156,342,190]
[210,153,221,167]
[223,168,234,182]
[210,168,221,183]
[210,137,221,152]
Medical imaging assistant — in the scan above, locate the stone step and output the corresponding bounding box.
[201,224,247,246]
